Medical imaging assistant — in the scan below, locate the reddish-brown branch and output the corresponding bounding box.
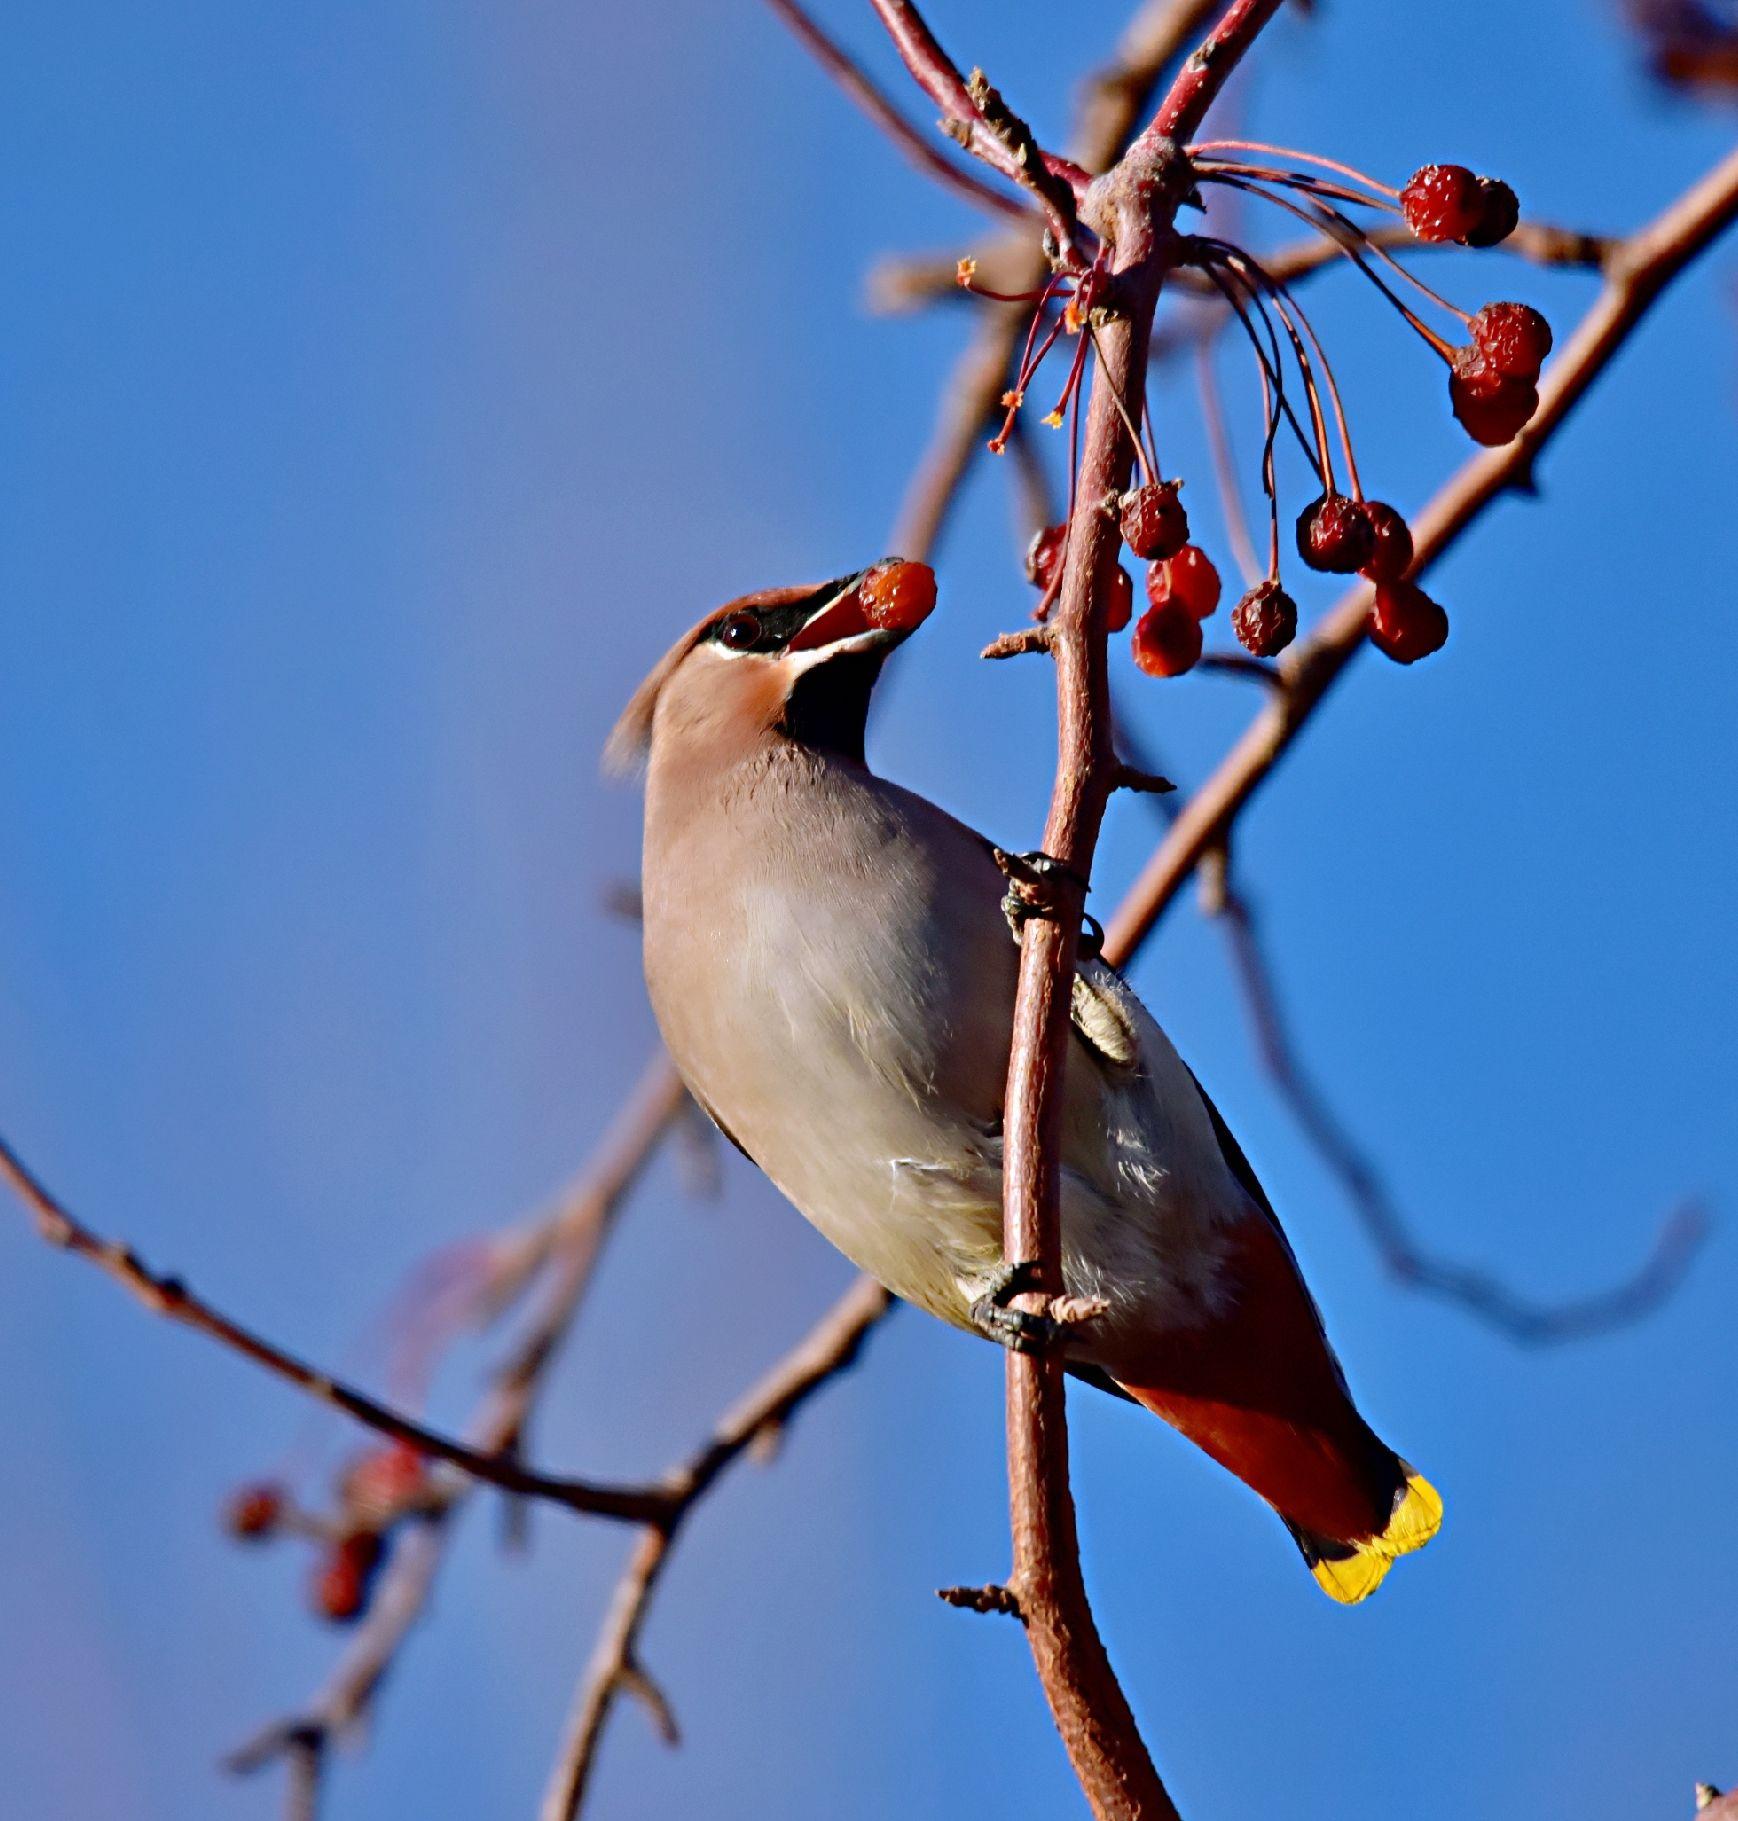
[1136,0,1289,146]
[1104,141,1738,962]
[536,1274,891,1821]
[891,0,1223,559]
[223,1059,691,1794]
[0,1066,699,1528]
[874,214,1612,321]
[759,0,1027,220]
[899,2,1291,1812]
[864,0,1091,228]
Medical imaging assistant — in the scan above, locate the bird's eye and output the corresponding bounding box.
[718,611,763,651]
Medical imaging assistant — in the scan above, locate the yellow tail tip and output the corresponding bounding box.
[1305,1467,1443,1606]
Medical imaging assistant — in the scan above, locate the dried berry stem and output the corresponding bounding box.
[1189,137,1401,197]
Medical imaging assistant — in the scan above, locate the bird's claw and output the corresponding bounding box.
[993,849,1103,959]
[970,1259,1063,1355]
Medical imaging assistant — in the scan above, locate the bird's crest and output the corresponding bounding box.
[603,583,848,776]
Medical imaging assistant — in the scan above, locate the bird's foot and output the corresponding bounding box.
[992,849,1103,959]
[969,1259,1062,1356]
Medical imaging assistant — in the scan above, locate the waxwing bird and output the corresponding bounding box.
[611,560,1440,1602]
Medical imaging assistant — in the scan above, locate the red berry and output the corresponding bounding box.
[1231,581,1298,658]
[1146,545,1221,620]
[1130,603,1203,677]
[1465,177,1519,248]
[1400,164,1483,243]
[1448,349,1537,445]
[223,1481,285,1542]
[343,1442,427,1526]
[1118,481,1189,562]
[1105,565,1134,633]
[1356,501,1414,583]
[1025,522,1066,589]
[313,1531,384,1624]
[1368,581,1449,663]
[858,560,937,633]
[1469,302,1552,379]
[1296,493,1375,574]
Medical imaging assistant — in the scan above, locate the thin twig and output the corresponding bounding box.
[223,1063,692,1792]
[1203,851,1711,1342]
[864,0,1089,251]
[536,1275,891,1821]
[892,0,1224,558]
[0,1066,698,1523]
[758,0,1027,220]
[878,214,1613,321]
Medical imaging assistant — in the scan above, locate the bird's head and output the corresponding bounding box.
[606,560,937,775]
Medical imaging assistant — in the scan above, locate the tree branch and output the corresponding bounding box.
[892,0,1225,557]
[759,0,1028,220]
[0,1064,699,1527]
[888,3,1290,1814]
[536,1275,891,1821]
[1198,851,1711,1342]
[223,1058,692,1795]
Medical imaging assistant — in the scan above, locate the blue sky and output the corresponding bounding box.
[1,3,1734,1817]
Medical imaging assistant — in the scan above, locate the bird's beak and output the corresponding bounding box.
[787,559,938,655]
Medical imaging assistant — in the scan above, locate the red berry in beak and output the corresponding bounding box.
[224,1481,286,1541]
[1465,177,1519,248]
[1130,603,1203,677]
[1368,580,1450,663]
[1026,523,1066,589]
[1356,502,1414,583]
[857,560,937,634]
[1232,580,1298,657]
[1118,481,1189,562]
[1146,545,1222,620]
[1105,565,1134,633]
[1401,164,1483,243]
[1470,302,1552,379]
[1296,493,1376,574]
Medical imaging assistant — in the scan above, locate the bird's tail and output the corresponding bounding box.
[1283,1463,1443,1605]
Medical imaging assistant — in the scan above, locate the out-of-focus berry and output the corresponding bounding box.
[343,1442,428,1528]
[223,1481,285,1542]
[312,1531,385,1624]
[1105,565,1135,633]
[1025,522,1066,589]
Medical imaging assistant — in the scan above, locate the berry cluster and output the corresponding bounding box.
[221,1439,432,1625]
[1448,301,1554,445]
[985,137,1547,674]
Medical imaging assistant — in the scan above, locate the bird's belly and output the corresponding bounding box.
[688,1016,1006,1329]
